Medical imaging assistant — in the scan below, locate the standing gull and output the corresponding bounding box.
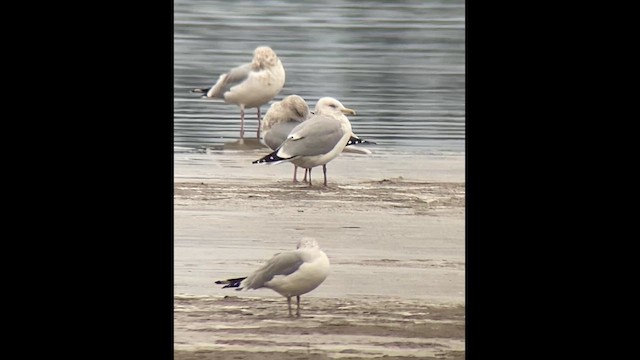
[215,238,330,317]
[261,95,375,183]
[191,46,286,141]
[253,97,369,186]
[260,95,311,183]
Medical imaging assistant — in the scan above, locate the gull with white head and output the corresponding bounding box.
[215,238,330,317]
[253,97,372,186]
[260,95,375,183]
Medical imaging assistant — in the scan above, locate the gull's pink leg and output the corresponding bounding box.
[256,107,261,139]
[287,296,293,317]
[239,105,245,140]
[323,164,328,186]
[293,165,299,183]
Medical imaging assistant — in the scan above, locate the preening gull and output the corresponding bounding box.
[191,46,286,141]
[261,95,375,183]
[215,238,330,317]
[253,97,372,186]
[260,95,311,183]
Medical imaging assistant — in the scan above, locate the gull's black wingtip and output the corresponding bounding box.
[215,277,247,289]
[190,88,208,94]
[253,151,287,164]
[190,88,211,98]
[347,136,376,146]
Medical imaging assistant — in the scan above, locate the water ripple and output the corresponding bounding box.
[174,0,465,154]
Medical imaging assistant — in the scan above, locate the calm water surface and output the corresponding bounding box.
[174,0,465,155]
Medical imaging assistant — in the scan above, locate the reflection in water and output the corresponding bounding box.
[174,0,465,154]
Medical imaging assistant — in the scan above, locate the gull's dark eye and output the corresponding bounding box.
[329,104,337,108]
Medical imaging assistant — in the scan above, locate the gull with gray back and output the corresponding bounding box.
[253,97,371,186]
[215,238,330,317]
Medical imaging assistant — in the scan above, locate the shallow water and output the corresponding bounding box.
[174,0,465,154]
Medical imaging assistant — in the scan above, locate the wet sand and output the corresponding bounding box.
[174,147,465,359]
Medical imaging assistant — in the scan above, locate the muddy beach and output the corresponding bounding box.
[174,149,465,359]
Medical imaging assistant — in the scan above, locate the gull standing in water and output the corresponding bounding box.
[191,46,286,141]
[215,238,330,317]
[260,95,311,183]
[253,97,370,186]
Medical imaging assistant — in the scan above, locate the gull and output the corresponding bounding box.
[260,95,311,183]
[261,95,375,183]
[253,97,371,186]
[191,46,286,141]
[215,238,330,317]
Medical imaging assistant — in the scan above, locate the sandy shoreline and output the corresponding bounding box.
[174,295,465,360]
[174,149,465,359]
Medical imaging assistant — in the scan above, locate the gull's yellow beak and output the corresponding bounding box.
[341,107,356,116]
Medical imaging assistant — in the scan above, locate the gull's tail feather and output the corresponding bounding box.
[215,277,247,289]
